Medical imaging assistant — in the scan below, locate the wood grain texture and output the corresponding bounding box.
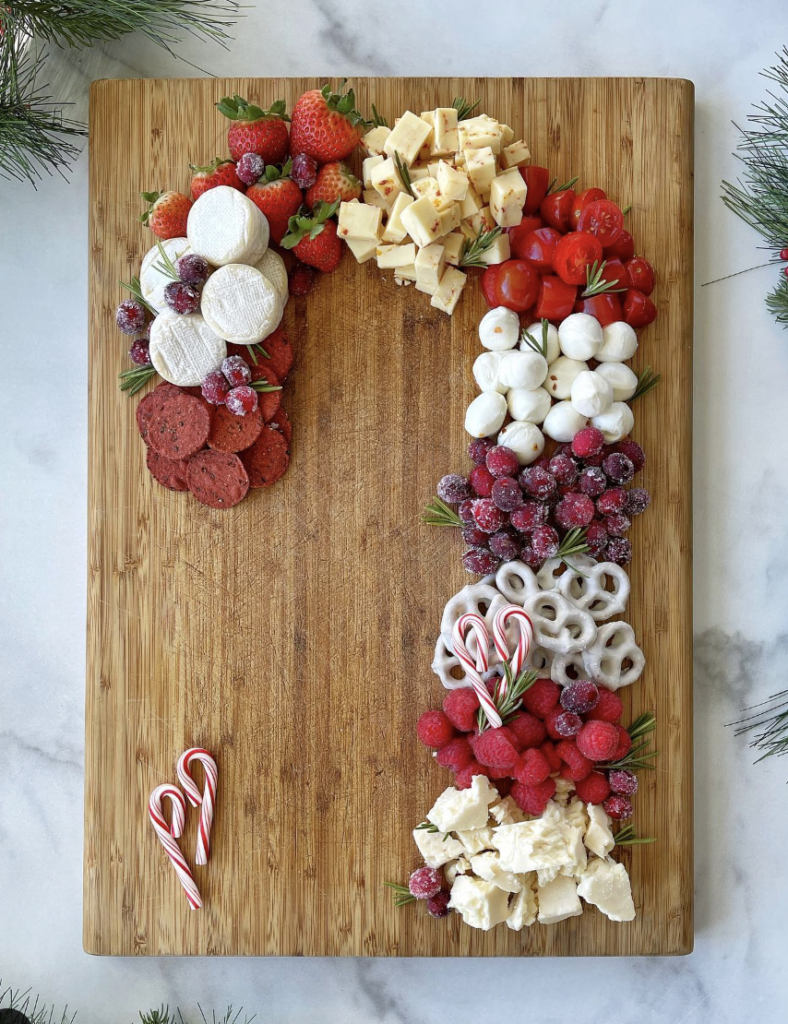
[85,77,694,956]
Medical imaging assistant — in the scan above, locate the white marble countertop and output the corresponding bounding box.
[3,0,788,1019]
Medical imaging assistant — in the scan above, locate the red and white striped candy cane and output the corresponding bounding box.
[148,784,202,910]
[451,612,502,729]
[176,748,218,866]
[492,604,534,699]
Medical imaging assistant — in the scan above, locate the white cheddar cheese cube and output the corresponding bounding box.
[438,203,462,236]
[362,154,385,189]
[501,140,532,169]
[409,166,430,181]
[417,111,436,162]
[478,232,511,265]
[437,160,470,202]
[411,176,441,204]
[460,184,483,219]
[431,266,467,315]
[400,196,444,248]
[465,146,497,194]
[500,123,515,146]
[394,263,417,282]
[362,125,391,156]
[337,201,382,242]
[433,106,459,153]
[376,242,416,269]
[370,157,407,201]
[362,189,391,212]
[414,242,446,292]
[381,192,415,243]
[383,110,433,166]
[344,237,378,264]
[459,115,503,154]
[489,168,528,227]
[441,231,465,266]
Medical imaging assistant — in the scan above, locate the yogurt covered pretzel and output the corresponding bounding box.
[582,621,645,690]
[523,591,597,655]
[556,561,631,622]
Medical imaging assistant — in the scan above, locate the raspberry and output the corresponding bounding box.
[458,499,475,524]
[577,466,607,497]
[427,891,452,918]
[560,680,599,714]
[530,525,559,560]
[474,728,519,771]
[409,866,443,899]
[507,711,546,749]
[616,439,645,473]
[606,537,632,565]
[571,426,605,459]
[416,710,455,748]
[201,370,231,405]
[540,740,562,772]
[225,384,258,416]
[436,736,473,770]
[176,253,209,285]
[454,761,490,789]
[576,720,619,761]
[604,794,633,820]
[548,453,577,486]
[222,355,253,387]
[510,501,549,532]
[164,280,200,314]
[495,777,512,798]
[491,477,524,511]
[608,768,638,795]
[128,338,151,366]
[487,763,514,780]
[553,711,582,737]
[585,687,623,723]
[472,498,508,533]
[558,763,576,781]
[611,725,632,761]
[514,747,551,785]
[486,445,520,478]
[497,725,523,754]
[116,298,146,335]
[605,512,631,537]
[522,677,560,718]
[468,436,495,464]
[556,739,593,781]
[625,487,651,516]
[469,464,495,497]
[291,152,318,189]
[462,525,489,547]
[511,777,556,815]
[596,487,627,515]
[437,473,471,503]
[288,262,315,296]
[602,452,635,484]
[463,547,500,574]
[519,466,557,500]
[489,530,520,561]
[555,492,595,529]
[236,151,265,185]
[586,520,609,557]
[575,771,611,804]
[443,689,480,731]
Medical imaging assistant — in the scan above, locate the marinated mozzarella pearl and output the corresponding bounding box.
[520,321,560,364]
[465,391,508,437]
[473,351,507,393]
[594,361,638,401]
[544,356,588,400]
[592,401,635,442]
[479,307,520,351]
[558,312,603,360]
[498,421,545,466]
[187,185,269,267]
[597,321,638,362]
[507,386,552,424]
[543,400,588,443]
[498,350,548,390]
[570,370,614,418]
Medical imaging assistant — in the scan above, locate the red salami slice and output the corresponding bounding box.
[135,383,179,447]
[207,404,264,453]
[229,327,293,382]
[240,426,290,487]
[250,367,282,423]
[147,392,211,460]
[267,406,292,445]
[146,448,190,491]
[187,450,250,509]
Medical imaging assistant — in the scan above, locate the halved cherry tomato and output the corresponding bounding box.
[508,216,546,257]
[623,288,657,327]
[520,166,551,215]
[570,187,607,230]
[625,256,655,295]
[515,227,561,271]
[481,264,503,307]
[534,276,577,321]
[539,189,576,233]
[599,258,631,290]
[492,259,540,312]
[576,199,624,246]
[574,293,623,327]
[604,228,635,262]
[552,231,603,285]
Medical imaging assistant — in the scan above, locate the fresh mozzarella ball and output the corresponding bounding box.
[597,321,638,362]
[543,401,588,443]
[498,421,545,466]
[520,321,560,363]
[465,391,508,437]
[592,401,635,443]
[507,386,552,424]
[498,350,548,390]
[473,351,507,393]
[479,307,520,351]
[558,312,604,360]
[570,370,614,418]
[594,362,638,401]
[544,356,588,400]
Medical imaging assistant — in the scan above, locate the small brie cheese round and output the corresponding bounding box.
[594,362,638,401]
[479,307,520,351]
[543,400,588,442]
[520,321,560,364]
[591,401,635,443]
[498,421,545,465]
[465,391,508,437]
[570,370,614,418]
[597,321,638,362]
[543,356,588,400]
[558,312,603,360]
[507,387,551,424]
[201,264,282,344]
[149,310,226,387]
[255,248,288,307]
[473,351,507,393]
[498,350,548,390]
[187,186,269,267]
[140,236,192,313]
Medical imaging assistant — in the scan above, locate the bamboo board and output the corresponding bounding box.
[85,77,694,956]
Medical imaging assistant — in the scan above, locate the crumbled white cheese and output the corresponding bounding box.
[585,803,615,859]
[455,826,496,856]
[492,817,575,880]
[489,795,526,826]
[412,827,464,868]
[444,856,471,885]
[470,852,522,893]
[427,775,497,833]
[449,875,511,931]
[537,874,583,925]
[506,876,538,930]
[577,858,636,922]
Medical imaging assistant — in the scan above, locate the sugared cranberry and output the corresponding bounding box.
[520,466,557,500]
[426,890,452,918]
[555,492,595,529]
[554,711,583,738]
[468,437,495,465]
[602,452,635,484]
[462,525,488,547]
[561,680,599,714]
[606,536,632,565]
[408,866,443,899]
[572,426,605,459]
[489,530,520,561]
[116,299,146,335]
[463,547,501,574]
[291,152,319,189]
[201,369,230,405]
[531,525,559,560]
[491,477,524,512]
[164,281,200,314]
[549,454,577,486]
[578,466,607,497]
[617,439,645,473]
[486,445,520,479]
[608,769,638,795]
[472,498,508,533]
[438,474,471,503]
[604,794,633,820]
[225,385,258,416]
[222,355,252,387]
[586,520,609,556]
[469,464,495,497]
[625,487,651,516]
[236,151,265,185]
[597,487,627,515]
[289,262,315,296]
[510,501,549,532]
[605,512,631,537]
[176,253,209,285]
[128,338,151,366]
[458,499,475,524]
[520,545,541,568]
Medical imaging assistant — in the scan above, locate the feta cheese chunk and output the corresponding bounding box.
[489,168,528,227]
[501,140,532,169]
[456,826,496,856]
[490,795,527,826]
[362,125,391,156]
[577,858,636,922]
[465,146,497,194]
[376,242,416,269]
[449,875,510,931]
[506,877,538,930]
[384,110,433,166]
[337,201,382,242]
[412,826,464,868]
[537,874,583,924]
[444,856,471,885]
[430,265,467,314]
[492,817,575,878]
[414,242,446,293]
[400,196,443,248]
[470,852,522,893]
[427,775,497,833]
[381,192,415,243]
[584,804,615,859]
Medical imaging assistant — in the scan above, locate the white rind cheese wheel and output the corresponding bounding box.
[255,248,288,307]
[149,309,226,386]
[187,186,269,267]
[140,237,191,313]
[201,264,283,345]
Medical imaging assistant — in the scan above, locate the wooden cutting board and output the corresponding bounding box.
[85,77,694,956]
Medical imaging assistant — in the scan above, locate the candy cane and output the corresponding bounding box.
[452,612,502,729]
[492,605,534,699]
[148,784,202,910]
[176,748,218,866]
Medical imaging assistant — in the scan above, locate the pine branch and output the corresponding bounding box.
[729,689,788,762]
[0,981,74,1024]
[766,275,788,326]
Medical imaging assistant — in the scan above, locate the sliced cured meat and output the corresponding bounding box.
[240,426,290,487]
[147,391,211,459]
[267,406,292,446]
[207,404,264,453]
[135,383,179,447]
[187,450,250,509]
[146,448,190,491]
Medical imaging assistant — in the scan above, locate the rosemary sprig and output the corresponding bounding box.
[384,881,416,907]
[459,226,503,268]
[119,276,157,315]
[630,366,661,402]
[393,151,414,198]
[154,240,180,281]
[520,318,550,357]
[119,364,157,396]
[582,260,627,298]
[246,343,270,363]
[546,175,580,195]
[477,663,538,732]
[452,96,481,121]
[249,377,282,393]
[614,823,656,846]
[729,690,788,762]
[605,713,658,772]
[557,527,590,574]
[628,711,656,740]
[369,104,388,128]
[422,496,463,527]
[415,822,451,841]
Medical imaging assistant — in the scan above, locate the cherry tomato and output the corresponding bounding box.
[520,166,551,215]
[576,199,624,246]
[534,276,577,321]
[552,231,603,285]
[570,187,607,230]
[540,189,576,233]
[599,258,631,290]
[604,228,635,262]
[481,264,503,307]
[574,293,623,327]
[623,288,657,328]
[515,227,561,271]
[625,256,655,295]
[493,259,540,312]
[508,216,545,257]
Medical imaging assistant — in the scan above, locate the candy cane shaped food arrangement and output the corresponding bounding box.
[451,613,501,729]
[148,784,203,910]
[176,747,219,866]
[491,604,534,700]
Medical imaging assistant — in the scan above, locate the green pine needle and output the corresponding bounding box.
[766,276,788,326]
[458,226,503,268]
[628,711,657,740]
[614,823,656,846]
[384,881,417,907]
[249,377,282,394]
[630,366,661,402]
[729,689,788,762]
[0,981,74,1024]
[393,151,414,197]
[422,496,462,527]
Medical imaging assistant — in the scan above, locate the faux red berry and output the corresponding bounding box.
[486,445,520,478]
[625,487,651,516]
[409,866,443,899]
[575,771,611,804]
[578,466,607,497]
[474,728,519,771]
[522,677,560,718]
[781,247,788,261]
[596,487,627,515]
[611,725,632,761]
[586,520,609,557]
[556,739,593,781]
[472,498,508,533]
[519,465,557,500]
[510,501,549,532]
[576,720,619,761]
[548,453,577,486]
[427,891,452,918]
[462,547,501,574]
[469,464,496,497]
[555,492,595,529]
[540,739,562,773]
[128,338,151,366]
[176,253,209,285]
[585,687,623,723]
[608,768,638,795]
[458,500,475,524]
[291,152,319,189]
[489,530,520,561]
[454,761,490,788]
[571,426,605,459]
[443,688,480,731]
[560,680,599,714]
[553,711,582,737]
[507,711,546,749]
[462,525,489,547]
[531,525,559,560]
[605,512,631,537]
[511,778,556,815]
[116,299,146,335]
[201,369,231,405]
[606,537,632,565]
[468,437,495,464]
[604,794,633,820]
[236,151,265,185]
[603,451,635,484]
[437,473,471,503]
[616,439,645,472]
[491,477,524,512]
[288,262,315,297]
[164,280,200,314]
[416,710,455,748]
[222,354,253,387]
[436,736,474,770]
[514,747,551,785]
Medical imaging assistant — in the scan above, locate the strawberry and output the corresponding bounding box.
[290,80,365,162]
[189,157,244,199]
[216,95,290,164]
[306,162,361,209]
[281,201,342,273]
[245,160,303,244]
[139,190,193,239]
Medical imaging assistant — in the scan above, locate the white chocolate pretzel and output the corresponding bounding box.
[432,632,502,690]
[522,592,597,655]
[494,561,541,605]
[582,621,645,690]
[536,555,596,592]
[556,561,630,622]
[550,649,589,687]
